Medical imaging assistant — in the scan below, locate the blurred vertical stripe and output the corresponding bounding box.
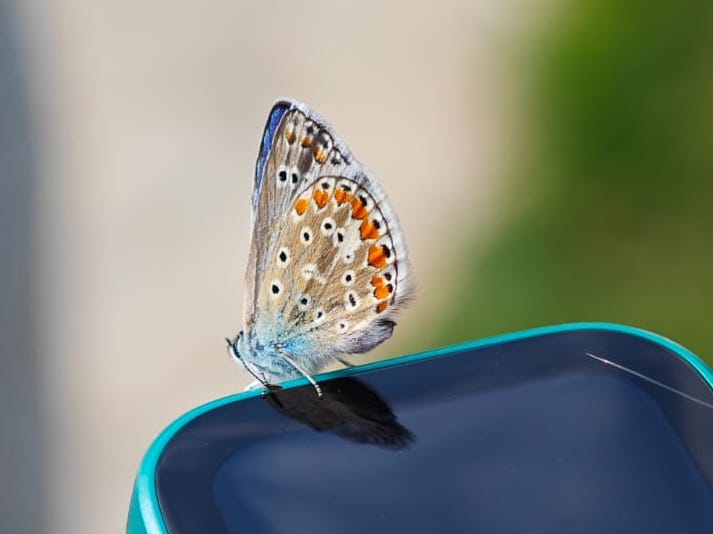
[0,3,44,533]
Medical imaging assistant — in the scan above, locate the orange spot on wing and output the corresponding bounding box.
[376,301,388,313]
[295,198,309,215]
[313,189,329,209]
[374,284,392,300]
[351,198,369,220]
[371,275,385,288]
[360,220,380,240]
[285,130,296,143]
[368,245,388,269]
[315,148,327,164]
[334,189,352,205]
[301,137,312,148]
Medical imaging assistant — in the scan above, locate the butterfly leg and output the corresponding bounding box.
[334,356,355,369]
[226,337,280,396]
[278,351,323,399]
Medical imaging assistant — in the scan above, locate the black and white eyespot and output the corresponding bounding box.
[290,170,300,185]
[276,246,290,268]
[269,279,283,299]
[337,321,350,332]
[343,251,354,264]
[277,167,288,187]
[344,291,360,311]
[296,293,312,311]
[314,308,326,324]
[341,270,356,286]
[300,226,313,246]
[332,229,345,247]
[321,217,336,236]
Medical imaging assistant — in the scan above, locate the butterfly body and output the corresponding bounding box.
[230,99,411,388]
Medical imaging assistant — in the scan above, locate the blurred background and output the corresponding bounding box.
[1,0,711,532]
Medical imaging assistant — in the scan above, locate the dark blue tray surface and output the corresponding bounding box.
[136,325,713,534]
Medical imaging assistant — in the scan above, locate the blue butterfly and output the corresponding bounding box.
[227,99,412,396]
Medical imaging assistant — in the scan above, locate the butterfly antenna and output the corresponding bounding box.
[278,351,323,399]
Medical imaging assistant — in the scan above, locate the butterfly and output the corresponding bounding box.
[227,99,412,397]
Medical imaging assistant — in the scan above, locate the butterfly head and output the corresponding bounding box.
[226,331,245,363]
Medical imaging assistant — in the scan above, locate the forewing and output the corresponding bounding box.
[244,100,343,320]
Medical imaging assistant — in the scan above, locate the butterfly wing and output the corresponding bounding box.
[242,99,412,379]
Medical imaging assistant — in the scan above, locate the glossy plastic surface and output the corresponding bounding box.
[128,323,713,534]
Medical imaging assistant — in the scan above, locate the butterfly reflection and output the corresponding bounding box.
[264,377,414,450]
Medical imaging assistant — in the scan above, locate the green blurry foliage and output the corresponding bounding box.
[436,0,713,362]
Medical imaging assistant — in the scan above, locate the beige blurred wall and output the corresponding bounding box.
[15,0,542,532]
